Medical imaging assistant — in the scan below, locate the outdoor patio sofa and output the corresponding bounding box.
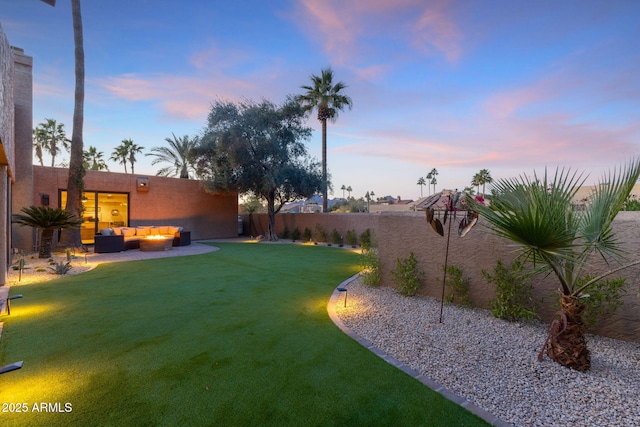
[94,226,191,253]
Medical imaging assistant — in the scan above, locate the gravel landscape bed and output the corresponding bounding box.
[335,278,640,427]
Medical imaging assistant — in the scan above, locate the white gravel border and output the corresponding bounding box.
[330,276,640,427]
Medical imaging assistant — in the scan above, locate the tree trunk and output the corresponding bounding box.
[266,194,278,241]
[321,118,327,213]
[58,0,85,250]
[39,229,54,259]
[544,295,591,371]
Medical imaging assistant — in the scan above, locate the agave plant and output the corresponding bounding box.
[12,206,82,259]
[473,159,640,371]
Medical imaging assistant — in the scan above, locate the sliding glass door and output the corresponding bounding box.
[60,191,129,244]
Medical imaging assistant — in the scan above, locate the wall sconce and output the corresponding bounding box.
[137,177,149,192]
[41,194,50,206]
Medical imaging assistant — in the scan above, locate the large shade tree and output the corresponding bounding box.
[146,133,198,178]
[41,0,85,250]
[196,98,323,240]
[474,159,640,371]
[297,67,353,213]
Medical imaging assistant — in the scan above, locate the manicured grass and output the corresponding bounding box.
[0,242,487,426]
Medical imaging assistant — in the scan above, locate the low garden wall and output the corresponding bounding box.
[246,211,640,343]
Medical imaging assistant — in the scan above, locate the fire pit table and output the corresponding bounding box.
[139,237,172,252]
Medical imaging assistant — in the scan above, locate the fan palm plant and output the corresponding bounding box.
[473,159,640,371]
[12,206,82,258]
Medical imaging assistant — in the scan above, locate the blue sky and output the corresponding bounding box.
[2,0,639,200]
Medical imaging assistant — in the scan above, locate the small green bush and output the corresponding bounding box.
[331,229,342,246]
[360,247,380,287]
[360,229,372,249]
[291,227,301,241]
[302,227,312,242]
[483,259,537,322]
[314,224,327,243]
[345,229,357,247]
[281,226,290,240]
[578,275,626,329]
[444,265,472,307]
[391,252,424,296]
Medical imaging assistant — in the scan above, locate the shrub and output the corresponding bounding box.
[302,227,312,242]
[360,228,372,249]
[345,229,357,247]
[577,275,626,329]
[360,247,380,287]
[444,265,472,307]
[291,227,301,241]
[281,226,290,240]
[483,259,537,322]
[331,229,342,246]
[391,252,424,296]
[314,224,327,243]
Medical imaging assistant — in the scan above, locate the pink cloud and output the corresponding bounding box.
[412,0,463,62]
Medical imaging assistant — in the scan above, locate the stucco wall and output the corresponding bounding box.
[247,211,640,343]
[33,167,238,241]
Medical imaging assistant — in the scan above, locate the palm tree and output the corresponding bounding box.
[83,146,109,171]
[146,133,198,178]
[474,159,640,371]
[417,177,426,198]
[477,168,493,196]
[12,206,81,258]
[471,172,481,195]
[41,0,86,250]
[346,186,352,198]
[33,118,70,167]
[340,185,346,199]
[426,168,438,195]
[110,143,129,173]
[297,67,353,213]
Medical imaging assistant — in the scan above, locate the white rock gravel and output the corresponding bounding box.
[335,278,640,427]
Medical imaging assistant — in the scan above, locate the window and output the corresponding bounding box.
[60,191,129,244]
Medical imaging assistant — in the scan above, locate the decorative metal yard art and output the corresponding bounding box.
[422,190,479,323]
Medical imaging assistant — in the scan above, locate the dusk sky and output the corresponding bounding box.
[2,0,639,200]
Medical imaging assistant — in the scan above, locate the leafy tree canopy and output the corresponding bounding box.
[196,98,323,240]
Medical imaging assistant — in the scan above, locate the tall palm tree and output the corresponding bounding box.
[297,67,353,212]
[346,185,352,198]
[477,168,493,196]
[473,159,640,371]
[83,146,109,171]
[417,177,426,198]
[33,118,70,167]
[340,184,346,199]
[41,0,86,250]
[427,168,438,195]
[12,206,81,258]
[471,172,481,195]
[127,140,144,174]
[110,143,129,173]
[146,133,198,178]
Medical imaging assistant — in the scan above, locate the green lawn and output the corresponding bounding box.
[0,242,487,426]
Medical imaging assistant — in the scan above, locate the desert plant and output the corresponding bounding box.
[473,159,640,371]
[360,247,380,287]
[291,227,301,241]
[483,259,537,322]
[391,252,424,296]
[302,227,312,242]
[444,265,472,307]
[12,206,81,258]
[49,260,73,275]
[345,229,357,247]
